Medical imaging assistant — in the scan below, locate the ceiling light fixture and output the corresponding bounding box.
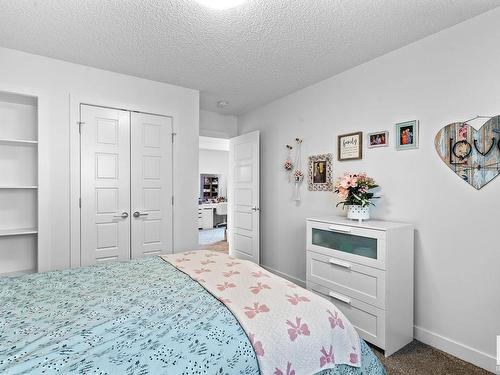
[217,100,229,108]
[195,0,246,10]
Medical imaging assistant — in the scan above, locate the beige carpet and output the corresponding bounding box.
[371,340,492,375]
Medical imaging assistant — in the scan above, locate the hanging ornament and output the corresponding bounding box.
[283,144,294,181]
[292,138,304,202]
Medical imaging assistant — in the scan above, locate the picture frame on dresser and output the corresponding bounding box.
[305,216,414,356]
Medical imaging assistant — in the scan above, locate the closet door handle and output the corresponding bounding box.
[113,212,129,219]
[133,211,148,218]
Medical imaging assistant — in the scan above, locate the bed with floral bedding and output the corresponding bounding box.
[0,251,386,375]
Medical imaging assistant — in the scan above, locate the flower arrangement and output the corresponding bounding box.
[334,173,379,208]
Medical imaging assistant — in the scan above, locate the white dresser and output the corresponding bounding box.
[306,217,414,356]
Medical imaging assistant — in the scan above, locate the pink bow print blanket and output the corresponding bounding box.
[162,250,360,375]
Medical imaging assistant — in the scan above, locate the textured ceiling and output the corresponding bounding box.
[0,0,498,115]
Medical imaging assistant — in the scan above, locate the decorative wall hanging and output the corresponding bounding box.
[434,115,500,190]
[308,153,333,191]
[291,138,304,201]
[395,120,419,150]
[338,132,363,160]
[283,144,294,181]
[367,131,389,148]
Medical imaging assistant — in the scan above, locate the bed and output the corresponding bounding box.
[0,251,386,375]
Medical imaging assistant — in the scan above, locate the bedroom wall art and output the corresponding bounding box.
[283,138,304,201]
[395,120,419,150]
[434,115,500,190]
[308,153,333,191]
[338,132,362,160]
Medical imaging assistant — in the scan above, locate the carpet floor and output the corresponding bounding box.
[371,340,492,375]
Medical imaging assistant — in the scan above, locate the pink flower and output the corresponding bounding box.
[226,261,240,267]
[183,251,196,255]
[218,296,231,304]
[285,282,298,288]
[216,282,236,291]
[249,333,265,357]
[286,294,310,305]
[286,317,310,341]
[223,270,240,277]
[205,253,218,257]
[274,362,295,375]
[244,303,270,319]
[250,282,271,294]
[327,310,345,330]
[175,257,190,263]
[320,346,334,367]
[350,352,358,364]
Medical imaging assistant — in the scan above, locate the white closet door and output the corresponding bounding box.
[80,105,131,266]
[130,112,173,258]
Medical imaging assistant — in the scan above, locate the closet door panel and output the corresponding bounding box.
[80,105,131,266]
[131,113,173,258]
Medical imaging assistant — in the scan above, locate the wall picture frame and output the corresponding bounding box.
[338,131,362,160]
[367,131,389,148]
[395,120,419,150]
[308,153,333,191]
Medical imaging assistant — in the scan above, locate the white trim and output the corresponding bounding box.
[414,325,496,373]
[69,93,175,268]
[261,264,306,288]
[199,136,229,151]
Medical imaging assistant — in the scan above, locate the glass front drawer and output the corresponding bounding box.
[311,228,377,259]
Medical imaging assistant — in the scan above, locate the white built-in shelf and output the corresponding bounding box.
[0,186,38,189]
[0,138,38,146]
[0,228,38,237]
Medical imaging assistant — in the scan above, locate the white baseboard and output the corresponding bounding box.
[261,264,306,288]
[414,325,497,373]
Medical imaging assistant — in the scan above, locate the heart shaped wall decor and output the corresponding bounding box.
[434,116,500,190]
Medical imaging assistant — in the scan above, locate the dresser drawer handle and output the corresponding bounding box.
[328,290,352,305]
[328,225,351,233]
[313,288,352,305]
[328,258,352,269]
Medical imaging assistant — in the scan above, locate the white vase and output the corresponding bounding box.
[347,205,370,222]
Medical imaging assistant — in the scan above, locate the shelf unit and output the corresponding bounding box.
[200,174,219,199]
[0,90,38,277]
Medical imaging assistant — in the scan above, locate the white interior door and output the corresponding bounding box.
[130,112,173,258]
[228,131,260,263]
[80,105,131,266]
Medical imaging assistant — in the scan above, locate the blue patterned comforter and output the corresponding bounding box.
[0,257,385,375]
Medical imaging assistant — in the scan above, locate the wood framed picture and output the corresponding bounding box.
[308,153,333,191]
[338,131,362,160]
[367,131,389,148]
[395,120,419,150]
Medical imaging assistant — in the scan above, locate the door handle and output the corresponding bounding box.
[328,258,352,269]
[328,225,351,233]
[251,206,260,212]
[113,212,129,219]
[133,211,149,218]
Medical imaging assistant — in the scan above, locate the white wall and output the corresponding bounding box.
[200,109,238,138]
[0,46,200,270]
[199,149,229,198]
[238,8,500,372]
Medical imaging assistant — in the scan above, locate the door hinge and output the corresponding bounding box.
[171,196,174,205]
[78,197,81,208]
[171,132,177,143]
[77,121,85,134]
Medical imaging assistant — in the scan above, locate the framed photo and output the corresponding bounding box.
[367,131,389,148]
[308,153,333,191]
[338,132,362,161]
[395,120,419,150]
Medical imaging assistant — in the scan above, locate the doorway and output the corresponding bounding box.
[79,104,173,266]
[198,136,229,253]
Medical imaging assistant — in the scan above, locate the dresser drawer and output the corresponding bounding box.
[306,251,386,309]
[308,281,385,348]
[307,220,386,270]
